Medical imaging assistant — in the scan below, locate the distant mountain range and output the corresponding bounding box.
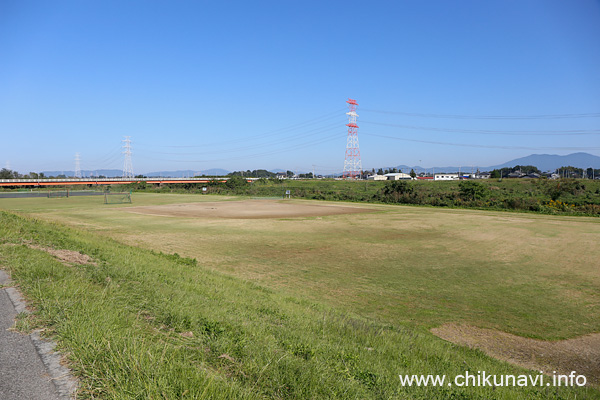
[486,152,600,171]
[393,152,600,174]
[39,153,599,177]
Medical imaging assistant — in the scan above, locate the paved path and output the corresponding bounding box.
[0,270,75,399]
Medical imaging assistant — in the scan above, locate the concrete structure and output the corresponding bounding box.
[384,173,413,180]
[434,173,459,181]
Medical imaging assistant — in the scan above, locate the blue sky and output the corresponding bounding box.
[1,0,599,175]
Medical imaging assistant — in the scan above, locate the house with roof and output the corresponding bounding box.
[384,172,413,180]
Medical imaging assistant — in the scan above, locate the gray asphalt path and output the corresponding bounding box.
[0,270,74,399]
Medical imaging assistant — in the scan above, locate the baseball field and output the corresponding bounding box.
[0,193,598,398]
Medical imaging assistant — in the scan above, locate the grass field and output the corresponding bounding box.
[118,177,600,215]
[1,193,599,398]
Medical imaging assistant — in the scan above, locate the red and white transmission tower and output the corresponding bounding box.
[343,98,362,179]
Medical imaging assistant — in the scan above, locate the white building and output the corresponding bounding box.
[384,173,413,180]
[434,173,459,181]
[367,174,388,181]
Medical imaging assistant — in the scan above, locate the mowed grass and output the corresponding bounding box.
[2,193,597,340]
[1,210,597,399]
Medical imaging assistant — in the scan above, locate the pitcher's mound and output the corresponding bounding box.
[125,199,377,219]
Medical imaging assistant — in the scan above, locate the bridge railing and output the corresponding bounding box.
[0,177,234,183]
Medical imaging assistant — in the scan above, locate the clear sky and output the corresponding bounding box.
[1,0,599,175]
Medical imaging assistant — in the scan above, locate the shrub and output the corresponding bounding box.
[458,180,488,201]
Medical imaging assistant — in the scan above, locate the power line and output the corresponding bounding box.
[142,123,341,157]
[360,120,600,136]
[136,108,346,149]
[137,132,344,164]
[362,108,600,120]
[360,131,600,151]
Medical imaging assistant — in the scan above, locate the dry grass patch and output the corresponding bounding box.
[124,199,378,219]
[27,244,97,266]
[432,323,600,386]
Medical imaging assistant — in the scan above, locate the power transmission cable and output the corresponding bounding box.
[142,123,342,156]
[360,132,600,151]
[360,120,600,136]
[136,108,346,149]
[85,144,126,170]
[361,108,600,120]
[87,151,123,171]
[137,131,344,164]
[138,132,342,164]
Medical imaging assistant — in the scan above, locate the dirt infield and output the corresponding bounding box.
[123,199,378,219]
[432,323,600,386]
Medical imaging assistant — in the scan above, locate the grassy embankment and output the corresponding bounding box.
[1,206,598,399]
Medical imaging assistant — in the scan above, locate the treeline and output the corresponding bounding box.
[0,168,41,179]
[489,165,541,178]
[373,179,600,215]
[224,169,313,179]
[488,165,600,179]
[0,168,99,179]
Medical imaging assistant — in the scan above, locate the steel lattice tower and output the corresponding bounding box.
[122,136,134,178]
[74,153,82,178]
[342,98,362,179]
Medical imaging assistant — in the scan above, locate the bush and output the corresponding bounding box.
[458,180,488,201]
[379,181,414,203]
[225,176,249,190]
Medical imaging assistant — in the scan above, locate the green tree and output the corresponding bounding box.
[557,166,583,179]
[0,168,19,179]
[514,165,541,175]
[377,168,384,175]
[410,169,416,178]
[586,168,594,179]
